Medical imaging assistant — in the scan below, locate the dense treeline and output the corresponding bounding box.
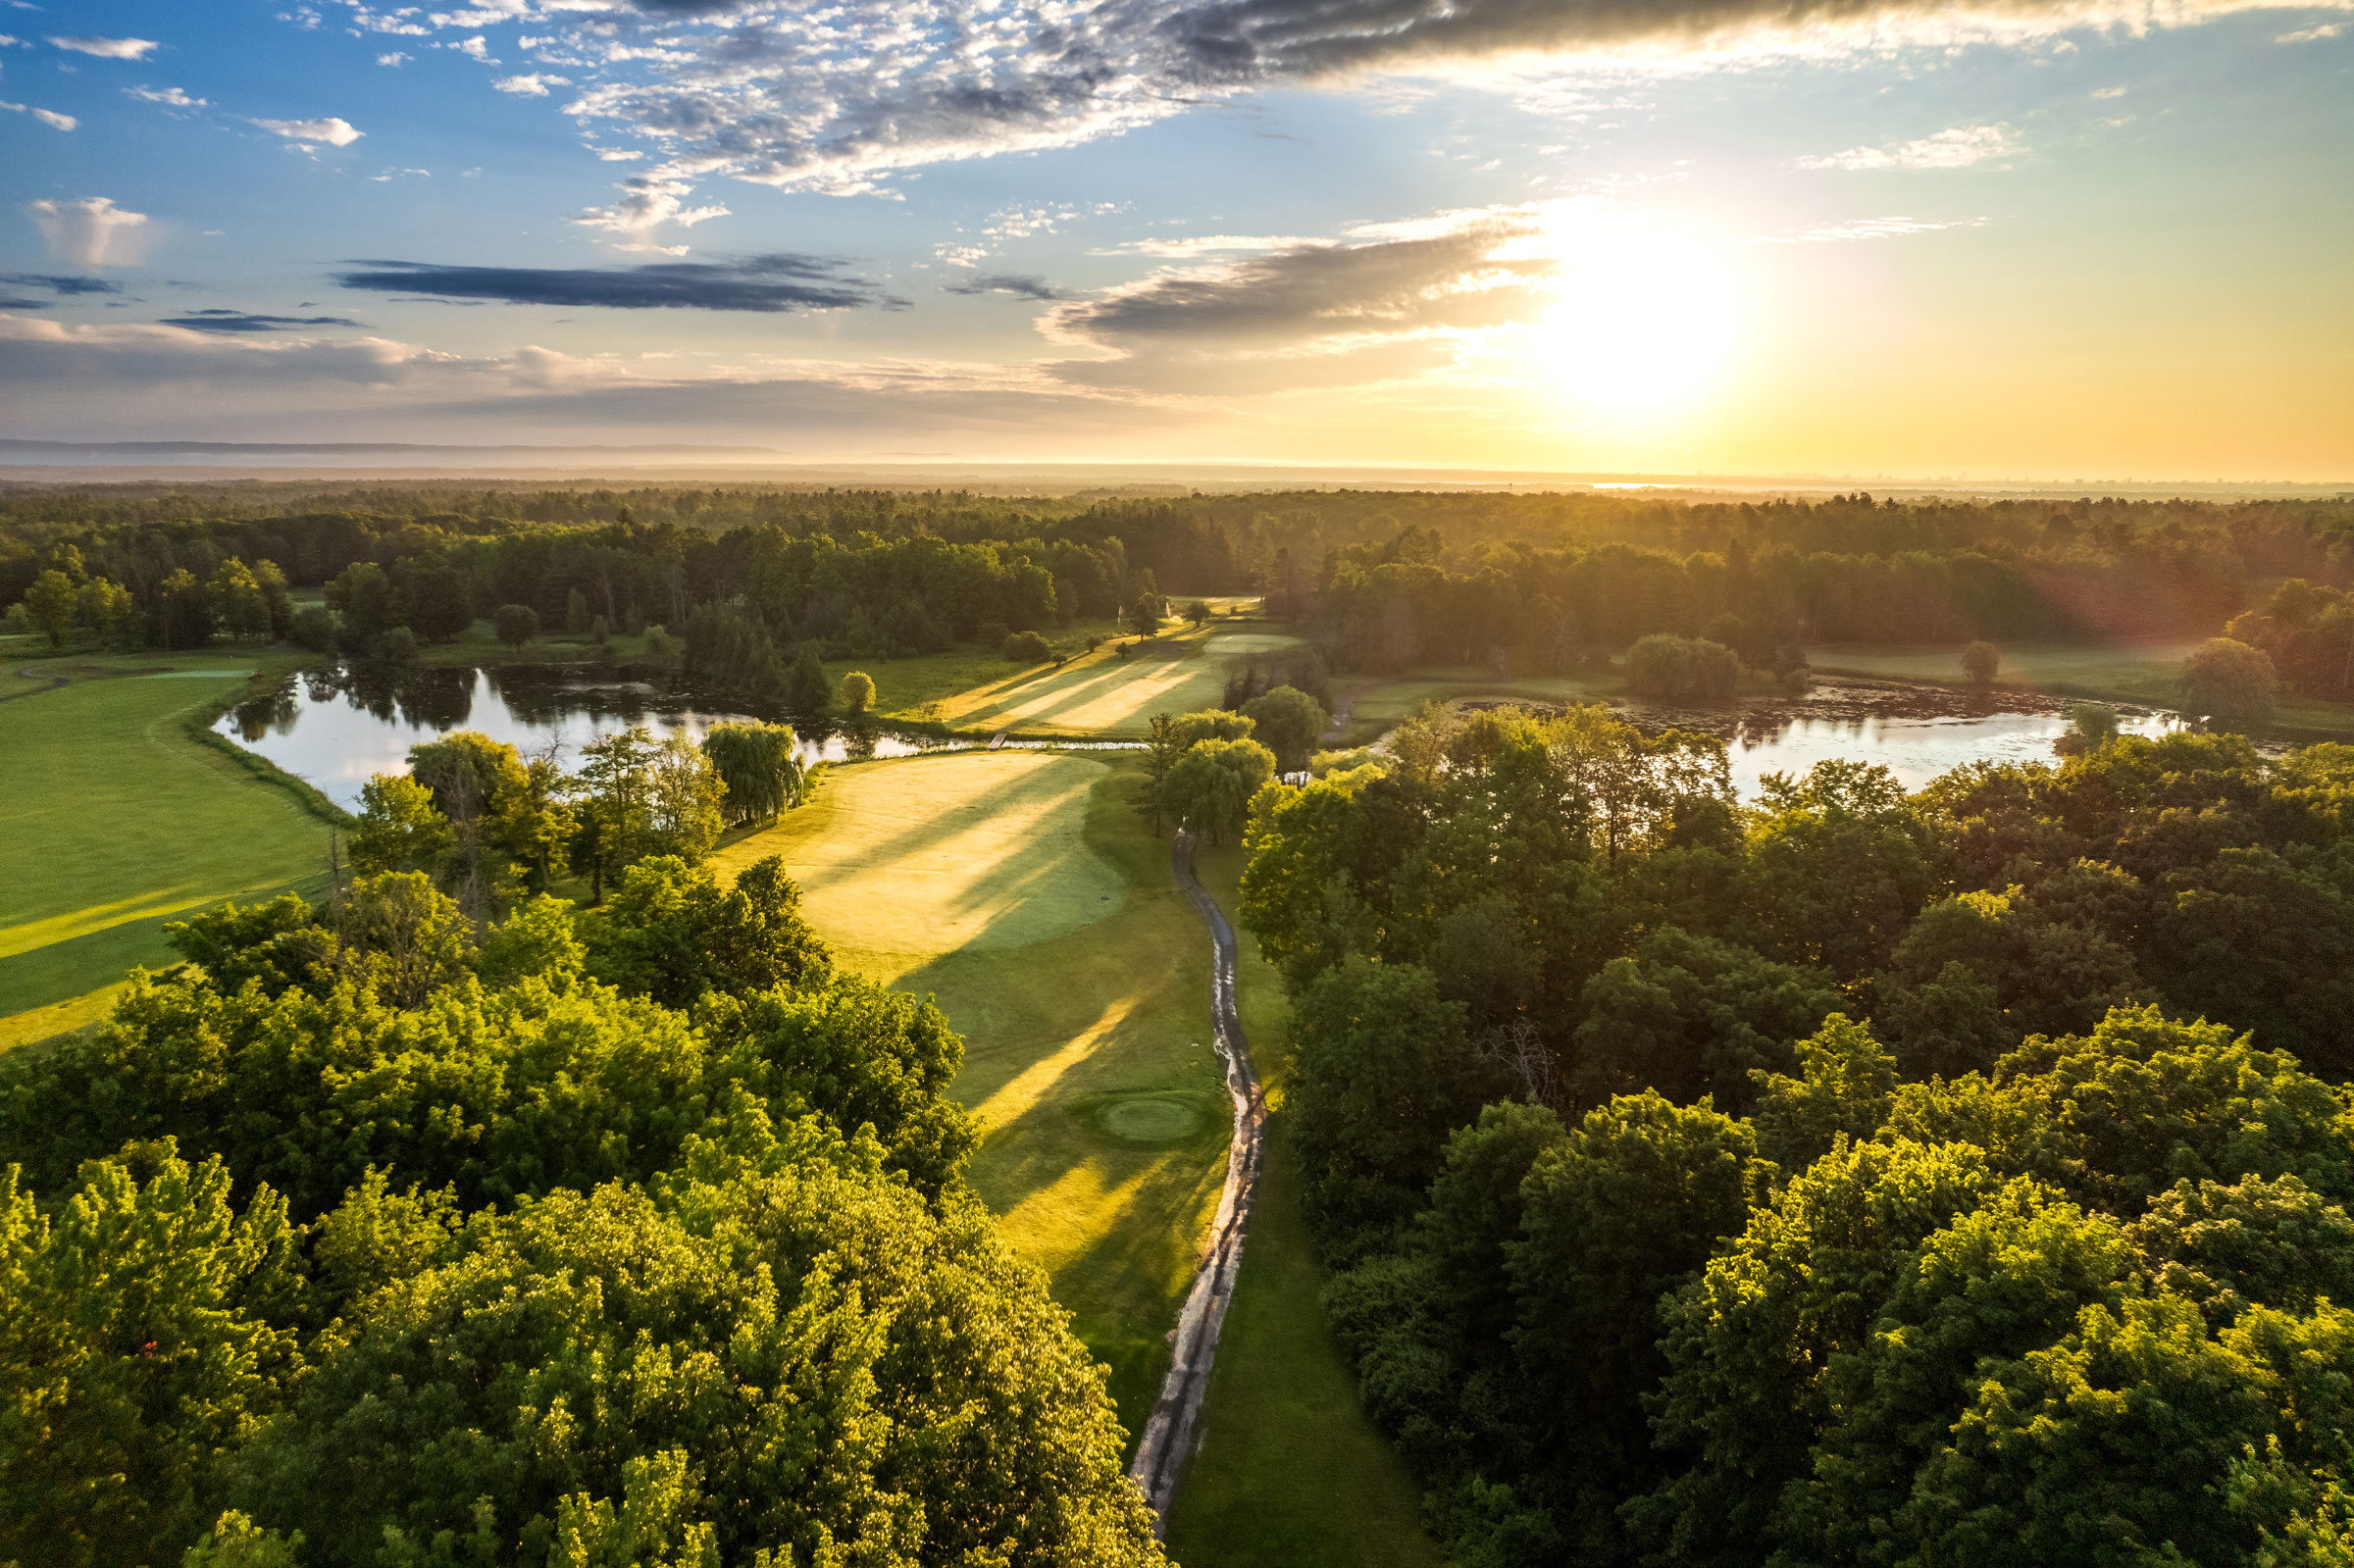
[1239,711,2354,1563]
[8,485,2349,673]
[0,866,1163,1567]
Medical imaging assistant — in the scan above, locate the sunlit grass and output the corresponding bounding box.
[0,649,331,1030]
[717,752,1231,1438]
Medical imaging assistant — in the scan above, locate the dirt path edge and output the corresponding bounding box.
[1127,829,1268,1535]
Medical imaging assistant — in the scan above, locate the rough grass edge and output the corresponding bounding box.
[181,670,356,831]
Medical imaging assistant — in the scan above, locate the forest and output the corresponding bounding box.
[0,837,1167,1565]
[7,487,2352,693]
[1236,706,2354,1565]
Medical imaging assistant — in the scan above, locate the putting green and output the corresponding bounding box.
[1203,633,1305,656]
[1098,1094,1210,1143]
[717,750,1127,965]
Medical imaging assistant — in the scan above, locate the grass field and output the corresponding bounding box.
[715,751,1233,1438]
[1,651,333,1035]
[1165,849,1445,1568]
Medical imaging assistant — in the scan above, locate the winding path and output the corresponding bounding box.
[1127,830,1267,1534]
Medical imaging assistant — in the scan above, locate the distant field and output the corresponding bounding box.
[716,751,1231,1437]
[1167,849,1444,1568]
[0,652,332,1036]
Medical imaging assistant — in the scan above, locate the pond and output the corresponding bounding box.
[1625,678,2186,798]
[221,665,963,809]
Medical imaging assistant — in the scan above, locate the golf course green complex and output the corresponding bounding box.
[718,752,1236,1438]
[718,751,1438,1563]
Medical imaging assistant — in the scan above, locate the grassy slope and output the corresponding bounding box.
[714,752,1232,1439]
[1,649,333,1031]
[1164,847,1443,1568]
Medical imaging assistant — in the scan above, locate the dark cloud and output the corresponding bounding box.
[333,255,904,313]
[3,273,125,296]
[945,273,1070,302]
[1049,223,1549,348]
[159,310,370,333]
[0,298,49,311]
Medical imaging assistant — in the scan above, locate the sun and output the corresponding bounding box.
[1524,231,1740,422]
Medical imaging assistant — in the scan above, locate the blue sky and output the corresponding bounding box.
[2,0,2348,477]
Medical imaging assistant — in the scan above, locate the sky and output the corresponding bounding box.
[0,0,2348,479]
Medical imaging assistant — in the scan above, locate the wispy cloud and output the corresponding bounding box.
[282,0,2346,220]
[125,84,208,108]
[332,254,906,313]
[157,309,369,333]
[1793,125,2020,171]
[48,33,158,59]
[945,274,1069,302]
[494,72,569,95]
[1752,215,1988,242]
[2,272,127,296]
[2277,20,2344,39]
[25,197,151,268]
[1,99,74,128]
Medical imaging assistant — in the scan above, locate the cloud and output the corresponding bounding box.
[378,50,410,65]
[2,272,126,296]
[320,0,2353,218]
[48,33,158,59]
[0,309,1173,445]
[332,254,903,312]
[156,310,370,333]
[26,197,152,268]
[2,99,76,127]
[945,273,1070,302]
[1752,214,1988,242]
[1048,217,1551,351]
[250,116,366,147]
[1793,125,2020,171]
[1090,233,1316,258]
[573,172,728,232]
[494,72,570,94]
[2277,20,2344,37]
[126,84,209,108]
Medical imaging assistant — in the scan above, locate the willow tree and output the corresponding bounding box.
[702,721,807,828]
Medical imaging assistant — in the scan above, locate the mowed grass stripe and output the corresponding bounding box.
[717,752,1231,1438]
[0,663,331,1018]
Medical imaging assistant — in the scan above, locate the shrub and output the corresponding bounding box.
[372,626,419,664]
[840,670,876,715]
[1624,633,1742,700]
[493,603,539,650]
[974,621,1010,649]
[1002,630,1052,663]
[1961,639,2000,685]
[2183,637,2277,727]
[287,605,338,655]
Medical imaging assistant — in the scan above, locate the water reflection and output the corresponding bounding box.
[220,665,942,809]
[1479,678,2189,800]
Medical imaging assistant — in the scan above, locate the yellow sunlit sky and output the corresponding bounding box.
[4,0,2350,480]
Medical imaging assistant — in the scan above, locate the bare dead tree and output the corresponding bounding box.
[1474,1016,1558,1109]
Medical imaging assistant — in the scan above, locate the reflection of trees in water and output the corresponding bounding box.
[834,724,879,762]
[231,676,301,741]
[309,662,476,728]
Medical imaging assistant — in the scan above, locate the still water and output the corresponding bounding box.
[221,665,2189,811]
[1622,678,2184,799]
[219,665,940,810]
